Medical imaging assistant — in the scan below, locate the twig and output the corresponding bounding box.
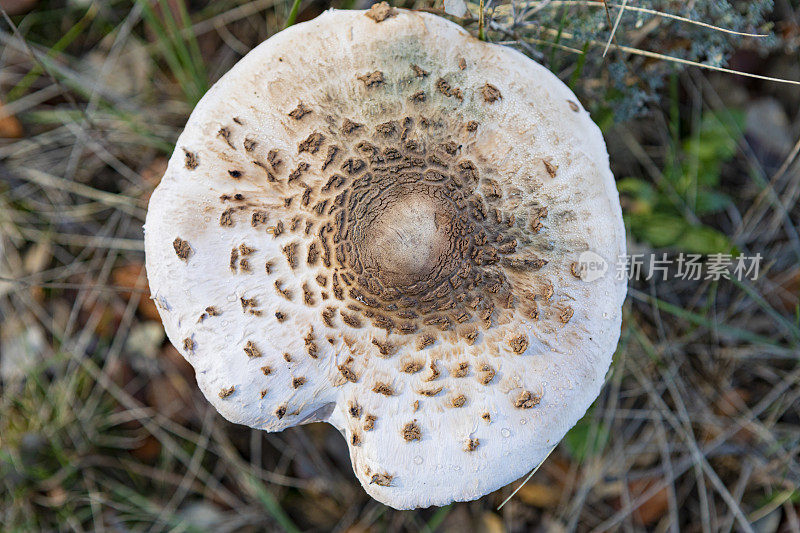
[496,445,557,510]
[602,0,627,57]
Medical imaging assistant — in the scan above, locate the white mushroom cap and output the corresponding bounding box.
[144,5,626,510]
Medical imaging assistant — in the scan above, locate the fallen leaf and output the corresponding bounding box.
[477,511,505,533]
[0,0,37,16]
[628,478,670,526]
[130,434,161,462]
[767,266,800,314]
[516,482,561,508]
[112,262,161,322]
[139,157,168,203]
[146,375,193,423]
[0,99,23,138]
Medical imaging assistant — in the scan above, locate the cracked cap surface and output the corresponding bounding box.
[144,5,627,510]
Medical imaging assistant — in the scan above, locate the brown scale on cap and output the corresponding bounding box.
[409,90,425,102]
[269,220,285,237]
[416,334,434,350]
[418,386,443,397]
[198,305,220,322]
[451,394,467,408]
[274,280,292,300]
[372,382,394,396]
[289,102,311,120]
[341,311,362,328]
[240,297,261,314]
[244,340,261,358]
[342,118,363,134]
[220,208,235,227]
[481,83,502,102]
[338,364,358,383]
[321,146,339,171]
[302,283,315,305]
[364,414,376,431]
[183,337,194,353]
[371,338,394,357]
[543,159,558,178]
[370,473,393,486]
[479,364,496,384]
[453,362,470,378]
[358,71,384,87]
[509,334,529,354]
[465,438,479,451]
[251,210,268,227]
[365,1,395,22]
[219,386,235,399]
[183,149,198,169]
[303,328,318,358]
[514,390,540,409]
[217,127,235,149]
[266,149,282,170]
[436,78,463,100]
[321,306,336,327]
[425,361,441,382]
[402,361,424,374]
[173,237,191,260]
[402,420,421,441]
[411,64,429,78]
[298,132,325,154]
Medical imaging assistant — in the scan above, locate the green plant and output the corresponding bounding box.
[619,88,744,254]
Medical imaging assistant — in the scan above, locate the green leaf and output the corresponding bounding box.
[674,225,734,255]
[627,213,687,248]
[626,213,733,254]
[563,415,609,462]
[618,178,657,215]
[694,190,731,215]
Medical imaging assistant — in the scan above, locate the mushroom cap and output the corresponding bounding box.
[144,6,626,510]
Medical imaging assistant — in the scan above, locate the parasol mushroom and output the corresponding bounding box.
[144,4,627,509]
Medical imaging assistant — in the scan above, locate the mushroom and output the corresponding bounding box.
[144,4,626,510]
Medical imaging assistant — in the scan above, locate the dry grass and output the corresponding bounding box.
[1,0,799,531]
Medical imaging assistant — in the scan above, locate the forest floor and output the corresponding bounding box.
[1,1,799,531]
